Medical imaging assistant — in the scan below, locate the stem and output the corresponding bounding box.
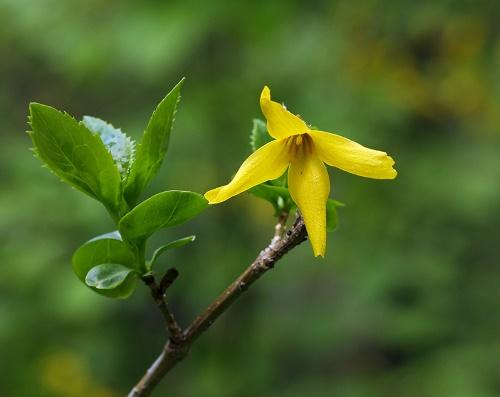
[136,241,148,274]
[142,274,183,342]
[128,214,307,397]
[274,211,289,239]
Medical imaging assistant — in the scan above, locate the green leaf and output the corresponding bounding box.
[85,263,138,290]
[326,199,344,232]
[248,184,294,215]
[83,116,135,179]
[124,78,185,205]
[250,118,272,151]
[250,183,344,232]
[119,190,208,242]
[88,230,122,242]
[149,235,196,270]
[72,232,138,298]
[29,103,122,214]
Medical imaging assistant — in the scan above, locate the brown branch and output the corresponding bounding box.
[159,268,179,293]
[142,274,183,342]
[128,214,307,397]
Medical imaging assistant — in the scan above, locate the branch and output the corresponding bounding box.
[142,273,183,342]
[274,211,289,239]
[128,214,307,397]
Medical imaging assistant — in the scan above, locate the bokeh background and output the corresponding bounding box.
[2,1,500,396]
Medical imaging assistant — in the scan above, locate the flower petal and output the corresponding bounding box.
[205,139,290,204]
[309,130,397,179]
[260,86,309,139]
[288,151,330,257]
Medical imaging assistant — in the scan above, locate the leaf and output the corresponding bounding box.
[88,230,122,242]
[250,118,273,151]
[72,232,138,298]
[267,173,288,188]
[83,116,135,179]
[250,183,344,232]
[248,184,294,215]
[85,264,138,290]
[326,199,344,232]
[124,78,185,205]
[119,190,208,242]
[29,103,122,213]
[149,235,196,270]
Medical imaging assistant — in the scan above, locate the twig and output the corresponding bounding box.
[274,211,289,239]
[159,268,179,293]
[142,274,183,342]
[128,214,307,397]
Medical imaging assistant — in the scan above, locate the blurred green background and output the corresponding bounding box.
[2,0,500,396]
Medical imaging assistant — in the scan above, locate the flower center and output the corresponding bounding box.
[286,133,314,159]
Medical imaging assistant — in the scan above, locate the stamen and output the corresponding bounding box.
[303,133,314,155]
[286,134,315,159]
[286,136,297,157]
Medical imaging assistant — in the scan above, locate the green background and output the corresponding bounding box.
[1,1,500,396]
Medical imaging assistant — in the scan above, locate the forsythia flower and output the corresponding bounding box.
[205,86,397,257]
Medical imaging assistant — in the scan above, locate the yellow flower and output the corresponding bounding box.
[205,86,397,257]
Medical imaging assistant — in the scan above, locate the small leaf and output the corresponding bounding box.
[326,199,344,232]
[29,103,122,213]
[250,118,273,151]
[83,116,135,179]
[119,190,207,242]
[72,232,138,298]
[86,264,138,290]
[250,183,343,231]
[249,184,294,215]
[124,78,185,205]
[149,235,196,269]
[267,173,288,188]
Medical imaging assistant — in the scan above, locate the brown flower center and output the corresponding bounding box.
[285,133,314,159]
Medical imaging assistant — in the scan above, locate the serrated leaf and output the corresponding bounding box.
[83,116,135,179]
[124,78,185,205]
[119,190,207,242]
[250,118,273,151]
[149,235,196,270]
[29,103,122,214]
[72,232,138,298]
[85,263,138,290]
